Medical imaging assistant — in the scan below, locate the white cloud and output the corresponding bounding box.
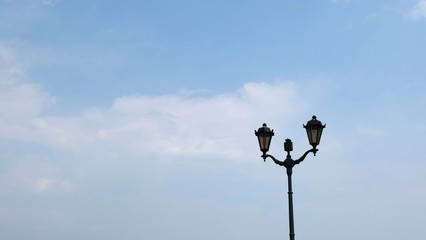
[0,45,24,82]
[0,157,76,195]
[99,81,305,160]
[0,47,308,160]
[408,0,426,19]
[34,178,75,193]
[0,44,55,131]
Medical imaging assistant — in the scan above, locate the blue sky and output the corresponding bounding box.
[1,0,426,239]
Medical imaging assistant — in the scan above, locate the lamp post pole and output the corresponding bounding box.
[255,116,325,240]
[287,157,295,240]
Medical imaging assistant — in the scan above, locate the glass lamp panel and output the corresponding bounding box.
[316,128,323,145]
[255,123,274,153]
[309,129,319,145]
[304,116,325,148]
[259,136,271,152]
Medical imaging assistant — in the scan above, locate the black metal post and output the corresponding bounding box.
[262,147,316,240]
[286,167,295,240]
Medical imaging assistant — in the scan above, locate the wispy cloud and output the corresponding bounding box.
[408,0,426,19]
[34,178,75,193]
[0,45,25,82]
[0,157,75,195]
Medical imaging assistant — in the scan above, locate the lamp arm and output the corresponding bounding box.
[262,154,285,166]
[293,148,317,165]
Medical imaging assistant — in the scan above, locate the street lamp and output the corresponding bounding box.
[255,123,274,161]
[304,115,325,155]
[254,115,326,240]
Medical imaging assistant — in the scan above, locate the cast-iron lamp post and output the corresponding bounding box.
[255,116,326,240]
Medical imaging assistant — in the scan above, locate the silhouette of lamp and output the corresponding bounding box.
[255,123,274,161]
[304,115,326,156]
[254,115,325,240]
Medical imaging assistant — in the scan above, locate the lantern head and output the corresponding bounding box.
[255,123,274,159]
[303,116,326,152]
